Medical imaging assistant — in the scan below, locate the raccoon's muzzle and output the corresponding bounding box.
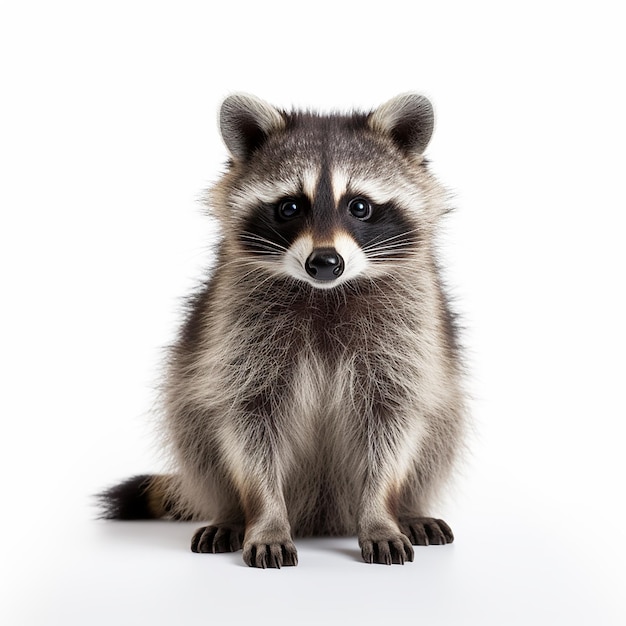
[304,247,344,281]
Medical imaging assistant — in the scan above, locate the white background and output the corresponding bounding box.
[1,1,625,624]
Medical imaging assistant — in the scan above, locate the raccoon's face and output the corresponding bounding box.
[214,94,442,290]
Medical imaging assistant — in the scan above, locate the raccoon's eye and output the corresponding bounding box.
[277,199,301,220]
[348,197,372,220]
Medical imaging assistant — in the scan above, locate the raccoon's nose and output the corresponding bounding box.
[305,248,345,281]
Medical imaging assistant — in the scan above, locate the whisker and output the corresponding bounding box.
[363,244,413,255]
[365,249,414,258]
[362,228,419,251]
[364,238,415,249]
[257,219,291,247]
[239,233,288,255]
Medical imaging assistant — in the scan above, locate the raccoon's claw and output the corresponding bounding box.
[359,534,414,565]
[242,541,298,568]
[399,517,454,546]
[191,524,245,553]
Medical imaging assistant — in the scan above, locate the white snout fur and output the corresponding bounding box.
[282,232,369,289]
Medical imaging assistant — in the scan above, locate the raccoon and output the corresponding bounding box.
[99,93,466,568]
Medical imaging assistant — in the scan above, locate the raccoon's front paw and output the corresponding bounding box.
[359,533,414,565]
[191,524,245,553]
[399,517,454,546]
[242,540,298,569]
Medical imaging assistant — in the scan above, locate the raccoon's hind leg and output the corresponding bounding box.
[398,517,454,546]
[184,465,247,554]
[188,493,245,555]
[396,450,456,546]
[191,523,245,553]
[170,420,247,554]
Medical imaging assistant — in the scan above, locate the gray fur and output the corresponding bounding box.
[219,93,285,161]
[115,94,467,568]
[369,93,435,155]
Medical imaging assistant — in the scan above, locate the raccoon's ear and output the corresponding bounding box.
[219,93,285,161]
[368,94,434,155]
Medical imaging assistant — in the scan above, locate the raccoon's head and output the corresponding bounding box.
[211,93,446,290]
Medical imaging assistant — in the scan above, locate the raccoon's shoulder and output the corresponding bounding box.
[173,248,229,356]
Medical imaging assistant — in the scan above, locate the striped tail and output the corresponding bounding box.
[97,474,181,520]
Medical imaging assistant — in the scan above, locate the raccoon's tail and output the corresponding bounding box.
[97,474,185,520]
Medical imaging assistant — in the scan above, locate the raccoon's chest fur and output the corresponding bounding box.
[169,271,452,534]
[224,284,397,534]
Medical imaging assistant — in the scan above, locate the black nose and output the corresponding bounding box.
[305,247,345,281]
